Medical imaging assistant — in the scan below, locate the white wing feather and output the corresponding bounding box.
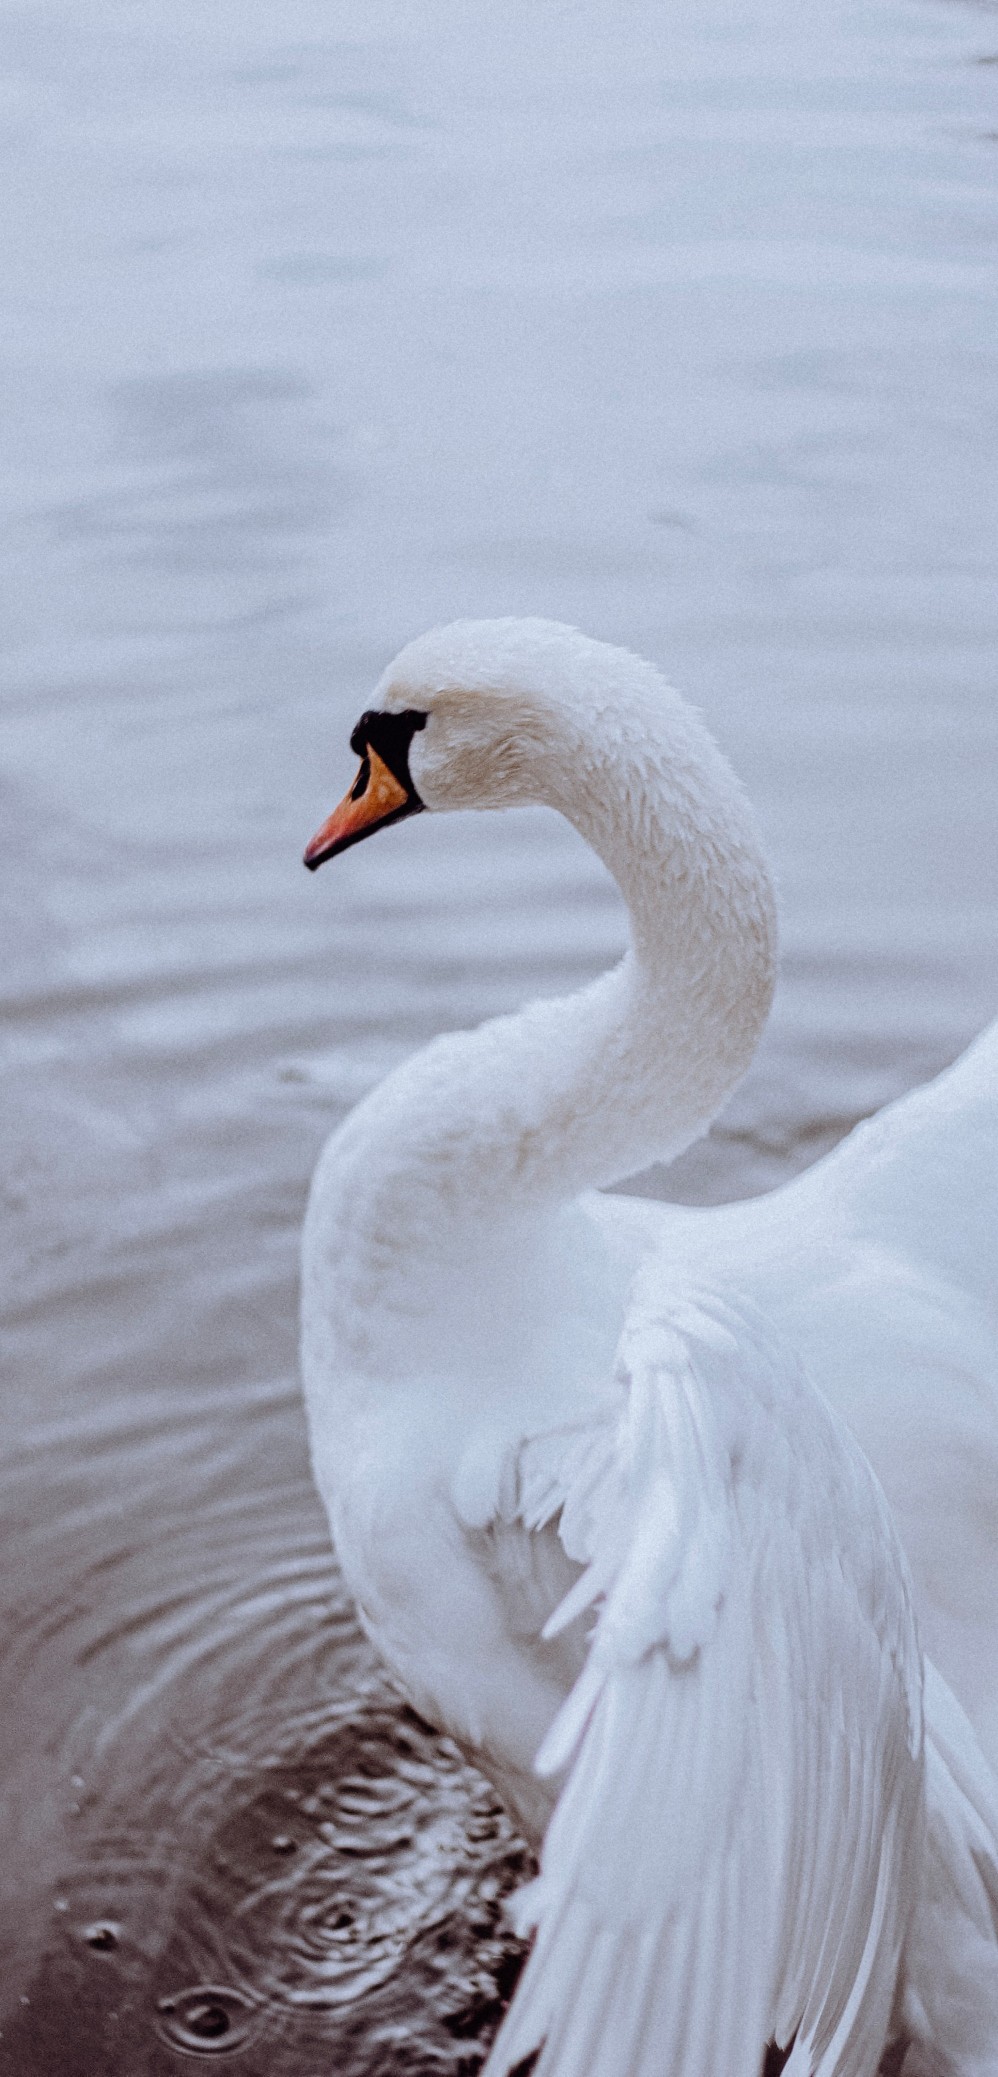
[482,1290,924,2077]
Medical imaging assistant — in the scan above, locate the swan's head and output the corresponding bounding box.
[303,617,635,867]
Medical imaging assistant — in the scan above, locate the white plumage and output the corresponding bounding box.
[300,619,998,2075]
[482,1292,922,2077]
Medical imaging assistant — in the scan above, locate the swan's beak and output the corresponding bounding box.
[304,744,416,869]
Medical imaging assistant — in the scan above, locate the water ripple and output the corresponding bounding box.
[0,1391,532,2073]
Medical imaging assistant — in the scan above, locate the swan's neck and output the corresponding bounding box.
[303,676,776,1391]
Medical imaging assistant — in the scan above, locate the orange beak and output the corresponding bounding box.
[303,743,414,870]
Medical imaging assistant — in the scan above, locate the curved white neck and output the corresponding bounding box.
[303,669,776,1385]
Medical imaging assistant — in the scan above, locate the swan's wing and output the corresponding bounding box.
[902,1661,998,2068]
[482,1291,924,2077]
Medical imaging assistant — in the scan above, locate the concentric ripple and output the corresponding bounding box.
[147,1707,533,2071]
[155,1986,259,2057]
[0,1388,532,2075]
[230,1713,520,2008]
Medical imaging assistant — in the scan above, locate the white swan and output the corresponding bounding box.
[300,619,998,2076]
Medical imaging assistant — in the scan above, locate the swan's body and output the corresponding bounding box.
[301,620,998,2075]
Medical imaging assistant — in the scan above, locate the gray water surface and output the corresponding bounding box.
[2,0,997,2066]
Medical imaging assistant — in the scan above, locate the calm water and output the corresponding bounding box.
[1,0,997,2065]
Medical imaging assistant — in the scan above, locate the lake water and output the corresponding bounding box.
[1,0,997,2066]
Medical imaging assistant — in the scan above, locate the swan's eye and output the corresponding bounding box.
[349,710,378,758]
[353,708,427,789]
